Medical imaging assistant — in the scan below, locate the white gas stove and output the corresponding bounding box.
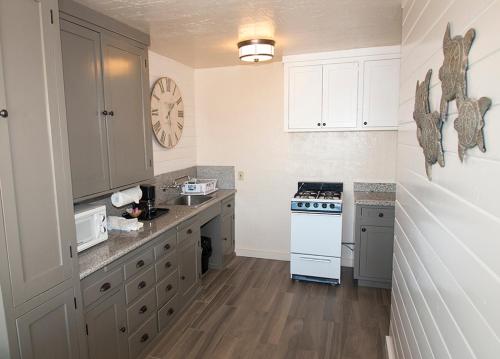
[290,182,343,285]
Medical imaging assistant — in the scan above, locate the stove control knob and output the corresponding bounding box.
[322,203,327,208]
[297,203,303,208]
[330,204,335,209]
[305,203,310,208]
[313,203,319,208]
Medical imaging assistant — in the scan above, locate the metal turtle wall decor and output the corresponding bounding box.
[413,69,445,180]
[438,23,475,121]
[455,93,491,161]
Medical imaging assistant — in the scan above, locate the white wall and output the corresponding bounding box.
[195,62,397,265]
[391,1,500,359]
[148,51,197,175]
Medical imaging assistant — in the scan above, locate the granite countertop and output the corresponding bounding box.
[78,189,236,279]
[353,182,396,207]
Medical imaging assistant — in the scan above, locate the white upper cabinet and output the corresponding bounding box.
[283,46,400,132]
[362,58,400,129]
[322,62,359,129]
[287,66,323,130]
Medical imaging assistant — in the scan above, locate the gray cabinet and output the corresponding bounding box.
[60,6,153,200]
[354,205,395,288]
[178,234,199,304]
[16,288,80,359]
[85,289,128,359]
[221,197,235,262]
[60,20,110,198]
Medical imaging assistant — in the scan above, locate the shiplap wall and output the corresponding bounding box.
[391,1,500,359]
[148,51,197,175]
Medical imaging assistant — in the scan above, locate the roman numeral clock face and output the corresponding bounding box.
[150,77,184,148]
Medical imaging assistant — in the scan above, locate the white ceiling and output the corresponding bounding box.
[75,0,402,68]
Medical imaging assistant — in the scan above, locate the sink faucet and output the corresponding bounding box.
[160,175,191,192]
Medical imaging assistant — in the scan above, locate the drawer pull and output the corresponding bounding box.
[181,275,185,280]
[187,229,193,234]
[140,333,149,343]
[378,213,384,218]
[136,259,145,268]
[167,308,174,316]
[362,228,366,232]
[99,282,111,292]
[138,281,147,289]
[164,243,171,250]
[165,261,172,268]
[119,326,127,333]
[139,305,148,314]
[166,284,173,291]
[223,237,227,241]
[299,257,331,263]
[227,204,231,208]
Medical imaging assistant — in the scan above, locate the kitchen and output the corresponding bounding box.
[0,1,499,359]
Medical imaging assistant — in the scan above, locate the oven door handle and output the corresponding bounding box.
[299,256,332,263]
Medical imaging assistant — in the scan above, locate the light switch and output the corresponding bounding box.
[238,171,244,181]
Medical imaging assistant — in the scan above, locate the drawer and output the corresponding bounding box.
[155,252,178,281]
[156,270,178,308]
[222,196,235,217]
[83,268,123,307]
[178,220,199,243]
[359,206,395,226]
[125,266,155,304]
[124,248,154,280]
[128,315,157,359]
[153,231,177,260]
[127,288,157,334]
[198,202,221,224]
[158,295,179,332]
[290,253,341,281]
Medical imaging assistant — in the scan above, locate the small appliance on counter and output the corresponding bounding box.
[290,182,343,285]
[122,184,169,221]
[181,178,217,195]
[74,204,108,252]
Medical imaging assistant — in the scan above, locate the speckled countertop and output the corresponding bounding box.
[78,189,236,279]
[353,182,396,207]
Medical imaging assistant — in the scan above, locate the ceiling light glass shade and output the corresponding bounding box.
[238,39,275,62]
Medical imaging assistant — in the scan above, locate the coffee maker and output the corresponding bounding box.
[127,185,169,220]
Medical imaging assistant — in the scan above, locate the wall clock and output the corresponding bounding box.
[150,77,184,148]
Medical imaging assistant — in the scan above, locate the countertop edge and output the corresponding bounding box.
[78,189,236,280]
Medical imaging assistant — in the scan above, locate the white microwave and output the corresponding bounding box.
[74,204,108,252]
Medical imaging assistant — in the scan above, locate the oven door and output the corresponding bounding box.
[290,212,342,257]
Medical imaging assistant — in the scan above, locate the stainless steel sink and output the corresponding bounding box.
[163,195,214,207]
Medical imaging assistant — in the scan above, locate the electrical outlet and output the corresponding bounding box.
[238,171,244,181]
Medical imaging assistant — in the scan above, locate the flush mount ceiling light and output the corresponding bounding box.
[238,39,275,63]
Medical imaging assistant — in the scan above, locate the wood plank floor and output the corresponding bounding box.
[146,257,391,359]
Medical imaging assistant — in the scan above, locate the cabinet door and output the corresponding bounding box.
[16,288,79,359]
[178,237,198,301]
[361,58,400,128]
[287,66,323,130]
[322,62,359,128]
[101,35,153,188]
[0,0,75,306]
[221,214,233,256]
[359,225,394,280]
[86,289,128,359]
[60,20,110,199]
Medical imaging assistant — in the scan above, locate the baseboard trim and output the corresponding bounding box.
[236,248,290,261]
[386,336,396,359]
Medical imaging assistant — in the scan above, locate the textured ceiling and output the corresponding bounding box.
[75,0,402,68]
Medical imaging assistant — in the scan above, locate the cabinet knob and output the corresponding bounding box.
[164,243,171,250]
[0,109,8,118]
[102,110,108,116]
[227,204,231,208]
[119,326,127,333]
[181,275,185,280]
[99,282,111,292]
[139,305,148,314]
[138,281,147,289]
[317,123,321,126]
[140,333,149,343]
[165,261,172,268]
[136,259,145,268]
[363,121,368,125]
[109,110,114,116]
[223,237,227,241]
[361,228,366,232]
[378,213,384,218]
[166,284,173,291]
[322,123,326,126]
[187,229,193,234]
[167,308,174,316]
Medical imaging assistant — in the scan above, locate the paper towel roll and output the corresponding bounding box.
[111,186,142,207]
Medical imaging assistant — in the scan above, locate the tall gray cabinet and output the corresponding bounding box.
[59,0,153,201]
[0,0,83,358]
